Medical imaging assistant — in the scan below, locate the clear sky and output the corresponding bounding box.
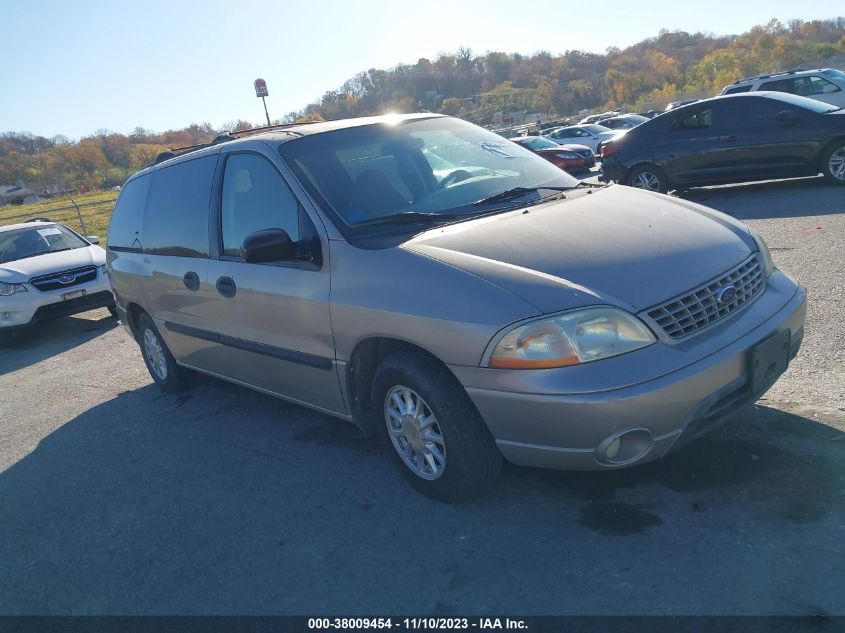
[1,0,841,139]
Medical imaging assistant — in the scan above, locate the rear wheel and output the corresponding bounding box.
[136,313,187,392]
[821,141,845,185]
[371,350,502,502]
[627,164,669,194]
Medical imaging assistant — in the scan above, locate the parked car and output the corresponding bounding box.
[511,136,595,172]
[721,68,845,108]
[0,219,115,338]
[578,111,620,125]
[108,113,806,500]
[599,114,649,130]
[600,92,845,193]
[544,124,621,154]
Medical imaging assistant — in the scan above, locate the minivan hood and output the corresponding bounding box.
[0,246,104,283]
[404,186,755,313]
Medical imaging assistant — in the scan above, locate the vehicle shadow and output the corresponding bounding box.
[673,176,845,220]
[0,377,842,614]
[0,309,118,375]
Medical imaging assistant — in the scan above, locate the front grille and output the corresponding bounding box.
[30,266,98,292]
[643,255,764,339]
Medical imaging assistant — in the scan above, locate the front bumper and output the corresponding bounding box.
[451,274,807,470]
[0,276,114,330]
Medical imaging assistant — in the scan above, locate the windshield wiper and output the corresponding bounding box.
[472,186,572,207]
[353,211,468,226]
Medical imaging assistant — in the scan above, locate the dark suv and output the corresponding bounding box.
[600,92,845,193]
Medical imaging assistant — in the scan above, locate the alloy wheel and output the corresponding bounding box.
[829,147,845,182]
[143,328,168,381]
[631,171,662,191]
[384,385,447,480]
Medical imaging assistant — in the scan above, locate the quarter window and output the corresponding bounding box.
[108,174,149,250]
[220,153,320,264]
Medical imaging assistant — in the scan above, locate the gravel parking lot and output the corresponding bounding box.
[1,172,843,616]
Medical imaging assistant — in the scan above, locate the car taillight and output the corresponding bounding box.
[602,143,621,158]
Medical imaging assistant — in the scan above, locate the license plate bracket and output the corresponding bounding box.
[751,329,791,396]
[62,289,86,301]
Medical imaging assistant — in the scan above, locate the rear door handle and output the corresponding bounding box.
[215,276,236,298]
[726,135,739,141]
[183,271,200,291]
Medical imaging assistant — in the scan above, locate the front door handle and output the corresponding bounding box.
[215,276,236,298]
[183,271,200,291]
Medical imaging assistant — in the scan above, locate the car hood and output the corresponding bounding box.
[404,186,756,313]
[0,245,105,283]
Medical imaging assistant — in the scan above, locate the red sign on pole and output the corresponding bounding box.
[254,78,268,98]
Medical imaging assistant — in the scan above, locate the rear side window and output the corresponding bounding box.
[669,108,713,131]
[143,155,217,257]
[761,78,795,94]
[108,175,149,250]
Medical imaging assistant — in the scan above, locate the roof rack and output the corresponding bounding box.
[730,67,826,85]
[152,120,323,165]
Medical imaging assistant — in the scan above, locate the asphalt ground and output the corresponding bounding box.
[0,172,843,616]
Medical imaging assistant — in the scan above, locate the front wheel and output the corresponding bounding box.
[371,350,503,502]
[626,164,669,194]
[821,141,845,185]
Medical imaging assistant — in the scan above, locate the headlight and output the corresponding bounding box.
[750,230,776,278]
[0,282,28,296]
[486,307,656,369]
[556,152,578,159]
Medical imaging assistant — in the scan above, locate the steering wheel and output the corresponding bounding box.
[440,169,473,187]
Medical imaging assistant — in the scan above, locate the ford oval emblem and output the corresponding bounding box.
[716,285,737,305]
[58,273,76,284]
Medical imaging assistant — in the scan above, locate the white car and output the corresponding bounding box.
[0,220,115,337]
[544,124,622,154]
[720,68,845,109]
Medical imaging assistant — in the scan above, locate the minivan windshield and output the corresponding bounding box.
[0,224,88,264]
[278,117,578,232]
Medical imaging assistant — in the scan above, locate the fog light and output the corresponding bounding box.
[597,428,654,465]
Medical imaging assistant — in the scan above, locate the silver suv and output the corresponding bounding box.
[720,68,845,108]
[107,114,806,500]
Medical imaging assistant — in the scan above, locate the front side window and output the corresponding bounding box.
[809,76,841,94]
[279,117,577,233]
[220,153,319,264]
[0,224,87,264]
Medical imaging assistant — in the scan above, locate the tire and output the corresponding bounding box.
[626,164,669,194]
[371,350,503,502]
[821,140,845,186]
[136,313,187,392]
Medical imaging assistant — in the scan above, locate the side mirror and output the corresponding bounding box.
[241,228,294,264]
[86,235,100,244]
[776,109,801,123]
